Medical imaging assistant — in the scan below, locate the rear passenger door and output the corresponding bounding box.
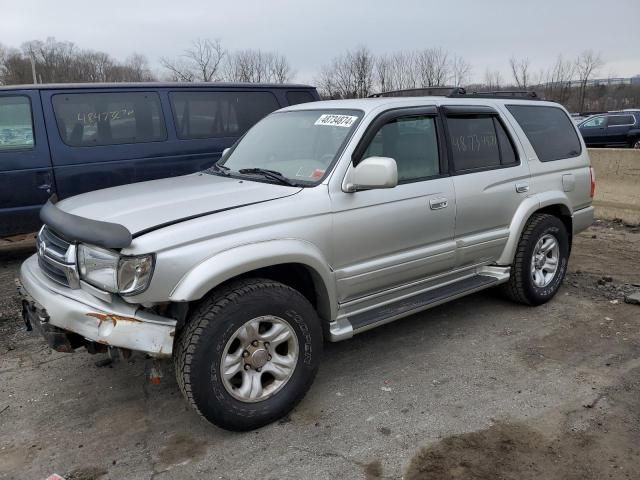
[0,91,54,236]
[442,106,529,267]
[606,114,636,146]
[43,89,176,198]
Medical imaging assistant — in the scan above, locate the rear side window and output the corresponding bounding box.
[607,115,635,127]
[169,91,280,140]
[507,105,581,162]
[447,116,518,172]
[286,91,315,106]
[0,96,34,151]
[52,92,166,147]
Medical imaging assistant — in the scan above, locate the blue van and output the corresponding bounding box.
[0,82,319,237]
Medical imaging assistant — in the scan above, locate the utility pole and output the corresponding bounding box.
[30,55,37,84]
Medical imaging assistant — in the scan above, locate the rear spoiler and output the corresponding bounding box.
[40,196,132,249]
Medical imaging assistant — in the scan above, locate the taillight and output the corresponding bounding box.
[589,166,596,198]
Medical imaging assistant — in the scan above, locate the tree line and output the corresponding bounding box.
[1,37,638,113]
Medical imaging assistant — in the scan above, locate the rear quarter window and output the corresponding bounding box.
[52,92,166,147]
[506,105,581,162]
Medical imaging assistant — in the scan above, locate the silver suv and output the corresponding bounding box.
[19,92,595,431]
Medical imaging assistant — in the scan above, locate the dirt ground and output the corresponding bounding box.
[1,220,639,480]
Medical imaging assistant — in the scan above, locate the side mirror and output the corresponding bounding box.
[345,156,398,192]
[221,148,231,159]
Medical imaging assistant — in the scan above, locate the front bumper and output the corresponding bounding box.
[18,255,176,356]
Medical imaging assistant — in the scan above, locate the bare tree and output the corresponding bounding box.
[416,47,450,86]
[575,50,603,111]
[483,68,503,90]
[451,55,471,87]
[316,47,374,98]
[509,56,531,88]
[161,38,225,82]
[223,49,292,83]
[540,55,574,105]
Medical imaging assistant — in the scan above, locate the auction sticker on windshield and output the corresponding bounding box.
[315,114,358,128]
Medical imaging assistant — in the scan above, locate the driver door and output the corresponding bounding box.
[330,107,456,303]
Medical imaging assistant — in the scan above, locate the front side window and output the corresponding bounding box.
[581,116,607,128]
[508,105,582,162]
[52,92,166,147]
[218,109,362,185]
[170,91,280,139]
[362,115,440,182]
[0,96,34,151]
[447,116,517,172]
[607,115,635,127]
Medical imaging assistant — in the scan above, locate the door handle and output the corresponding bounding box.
[515,182,529,193]
[36,171,52,192]
[429,197,448,210]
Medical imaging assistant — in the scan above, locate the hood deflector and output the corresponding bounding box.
[41,198,133,249]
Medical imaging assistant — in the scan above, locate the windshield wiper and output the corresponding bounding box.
[210,162,231,176]
[238,168,297,187]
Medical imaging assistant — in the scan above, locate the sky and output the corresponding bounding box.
[1,0,639,84]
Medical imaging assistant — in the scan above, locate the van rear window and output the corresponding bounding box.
[506,105,581,162]
[52,92,166,147]
[169,91,280,140]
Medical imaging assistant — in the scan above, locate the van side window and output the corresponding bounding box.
[286,91,314,106]
[0,96,34,151]
[507,105,581,161]
[169,91,280,140]
[362,115,440,183]
[52,92,166,147]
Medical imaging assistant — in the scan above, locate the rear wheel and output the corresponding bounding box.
[631,138,640,149]
[504,213,569,306]
[174,278,323,431]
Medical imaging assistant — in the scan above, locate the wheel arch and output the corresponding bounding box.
[497,194,573,265]
[169,239,337,327]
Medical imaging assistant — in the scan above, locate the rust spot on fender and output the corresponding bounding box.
[86,312,142,326]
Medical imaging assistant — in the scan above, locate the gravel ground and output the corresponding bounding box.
[0,221,639,480]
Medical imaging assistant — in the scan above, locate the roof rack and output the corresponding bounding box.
[368,87,542,100]
[368,86,464,98]
[454,90,540,100]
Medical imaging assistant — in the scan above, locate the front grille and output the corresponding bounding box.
[37,226,79,288]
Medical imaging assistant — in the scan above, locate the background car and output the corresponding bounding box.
[577,110,640,148]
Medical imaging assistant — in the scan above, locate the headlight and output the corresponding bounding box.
[77,244,154,295]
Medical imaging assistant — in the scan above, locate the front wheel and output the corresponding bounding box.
[174,278,323,431]
[503,213,569,306]
[630,138,640,149]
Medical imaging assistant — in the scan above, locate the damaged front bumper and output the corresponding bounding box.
[18,255,176,356]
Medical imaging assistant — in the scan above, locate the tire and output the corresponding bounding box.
[630,138,640,149]
[174,278,323,431]
[503,213,569,306]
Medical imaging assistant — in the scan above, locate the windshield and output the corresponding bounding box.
[218,109,362,185]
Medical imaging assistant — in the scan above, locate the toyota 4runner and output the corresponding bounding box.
[18,90,595,431]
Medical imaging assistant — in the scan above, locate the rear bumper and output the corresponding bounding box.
[18,254,176,356]
[572,206,595,235]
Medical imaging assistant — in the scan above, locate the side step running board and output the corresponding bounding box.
[347,275,499,334]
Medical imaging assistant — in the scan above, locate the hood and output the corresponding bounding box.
[57,173,301,235]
